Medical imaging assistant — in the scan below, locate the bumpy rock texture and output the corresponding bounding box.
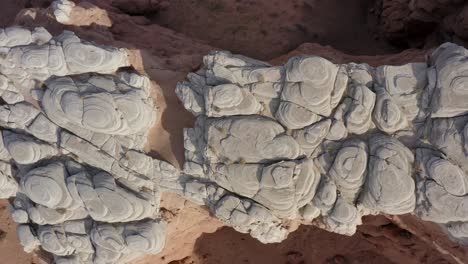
[3,1,468,263]
[177,42,468,246]
[0,26,172,263]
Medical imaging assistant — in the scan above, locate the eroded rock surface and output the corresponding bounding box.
[0,26,173,264]
[176,42,468,246]
[4,2,468,262]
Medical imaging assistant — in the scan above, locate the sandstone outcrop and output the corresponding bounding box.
[177,42,468,246]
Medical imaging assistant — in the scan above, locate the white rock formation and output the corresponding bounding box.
[0,26,52,47]
[359,135,415,215]
[0,27,169,263]
[429,43,468,117]
[5,23,468,261]
[0,29,128,91]
[177,43,468,243]
[51,0,76,24]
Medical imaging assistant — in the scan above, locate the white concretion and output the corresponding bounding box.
[209,158,321,219]
[0,161,18,198]
[42,75,156,136]
[292,119,331,156]
[0,27,52,47]
[212,194,288,243]
[329,140,367,203]
[359,135,415,215]
[52,0,76,24]
[0,74,24,104]
[30,219,166,264]
[372,86,409,133]
[21,162,74,209]
[275,101,320,130]
[282,56,339,116]
[430,43,468,117]
[17,225,41,253]
[91,220,166,264]
[205,116,301,163]
[343,85,375,134]
[0,30,128,88]
[0,27,168,263]
[415,147,468,224]
[325,197,361,235]
[3,131,58,164]
[73,171,156,222]
[37,220,93,257]
[376,63,428,122]
[205,84,262,116]
[177,44,468,243]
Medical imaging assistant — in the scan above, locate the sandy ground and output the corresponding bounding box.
[0,0,467,263]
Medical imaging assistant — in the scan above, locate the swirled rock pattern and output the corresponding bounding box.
[0,27,171,264]
[6,22,468,262]
[176,42,468,244]
[0,28,128,91]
